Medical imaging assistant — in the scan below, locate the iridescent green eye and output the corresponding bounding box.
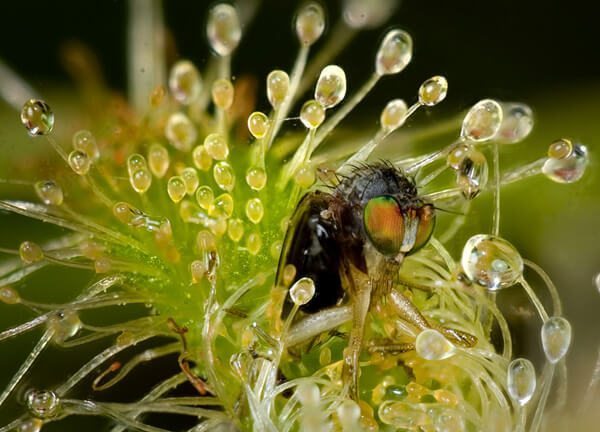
[412,204,436,253]
[363,195,404,256]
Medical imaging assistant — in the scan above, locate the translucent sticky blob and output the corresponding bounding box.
[418,76,448,106]
[247,112,269,139]
[21,99,54,136]
[165,113,197,152]
[461,99,503,142]
[337,399,361,431]
[415,329,455,360]
[212,193,234,218]
[289,277,316,306]
[300,100,325,129]
[461,234,523,290]
[507,358,536,406]
[207,3,241,56]
[542,141,588,184]
[169,60,202,105]
[212,79,234,110]
[380,99,408,132]
[455,148,488,199]
[195,185,214,210]
[294,164,316,188]
[315,65,347,109]
[245,198,264,224]
[343,0,396,29]
[192,145,213,171]
[228,218,244,242]
[25,389,60,419]
[495,103,533,144]
[130,168,152,194]
[19,241,44,264]
[295,3,325,46]
[34,180,64,206]
[213,161,236,192]
[375,29,413,76]
[167,176,186,203]
[148,143,170,178]
[204,133,229,161]
[245,167,267,191]
[295,381,320,405]
[68,150,91,175]
[181,167,199,194]
[541,316,572,364]
[267,70,290,109]
[72,130,99,160]
[48,310,82,344]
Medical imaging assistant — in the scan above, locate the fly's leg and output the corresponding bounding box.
[388,288,477,348]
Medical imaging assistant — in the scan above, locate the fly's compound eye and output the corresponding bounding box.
[364,196,436,257]
[363,195,404,256]
[412,204,435,253]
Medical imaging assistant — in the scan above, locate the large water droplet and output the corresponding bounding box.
[289,277,316,306]
[375,29,413,76]
[542,141,588,184]
[72,130,99,160]
[165,113,197,152]
[267,70,290,109]
[26,389,60,419]
[21,99,54,136]
[415,329,455,360]
[213,161,236,192]
[296,381,321,405]
[247,111,269,139]
[315,65,347,109]
[541,316,572,364]
[19,241,44,264]
[169,60,202,105]
[300,99,325,129]
[495,103,533,144]
[507,358,536,405]
[337,399,361,431]
[204,133,229,160]
[48,310,81,344]
[207,3,241,56]
[461,99,503,142]
[148,143,170,178]
[461,234,523,290]
[68,150,91,175]
[343,0,396,29]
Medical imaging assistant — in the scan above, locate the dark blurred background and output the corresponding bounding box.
[1,0,600,429]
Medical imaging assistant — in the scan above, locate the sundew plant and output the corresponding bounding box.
[0,1,595,431]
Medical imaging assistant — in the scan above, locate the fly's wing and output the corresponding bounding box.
[276,191,346,316]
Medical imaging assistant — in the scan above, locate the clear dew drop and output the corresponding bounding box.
[247,111,269,139]
[169,60,202,105]
[434,410,465,432]
[72,129,99,160]
[34,180,64,206]
[375,29,413,76]
[496,103,534,144]
[455,148,488,199]
[167,176,187,203]
[542,141,588,184]
[148,143,170,178]
[130,168,152,194]
[204,133,229,160]
[68,150,91,175]
[196,185,214,210]
[127,153,147,176]
[165,112,197,152]
[296,381,321,405]
[19,241,44,264]
[378,401,425,428]
[246,167,267,191]
[48,310,82,344]
[315,65,347,109]
[181,167,199,194]
[507,358,537,406]
[295,2,325,46]
[300,99,325,129]
[245,198,264,224]
[207,3,241,57]
[212,78,234,110]
[461,234,523,291]
[294,164,316,188]
[541,316,572,364]
[461,99,503,142]
[267,70,290,109]
[21,99,54,136]
[192,145,213,171]
[380,99,408,132]
[415,329,456,360]
[228,218,244,242]
[246,231,262,255]
[213,161,236,191]
[211,193,234,218]
[113,201,139,225]
[26,389,60,419]
[0,286,20,304]
[289,277,316,306]
[418,76,448,106]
